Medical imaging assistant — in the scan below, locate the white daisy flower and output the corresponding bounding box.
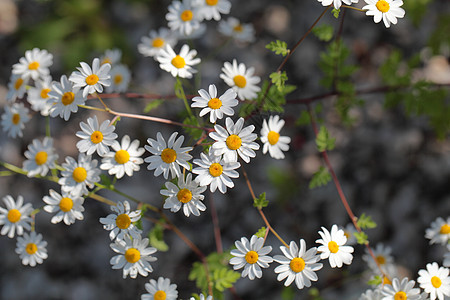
[417,262,450,300]
[106,64,131,93]
[69,58,111,98]
[209,117,260,163]
[362,243,394,275]
[99,200,142,241]
[144,132,193,179]
[230,235,273,280]
[15,231,48,267]
[100,48,122,66]
[110,234,157,279]
[192,151,240,193]
[166,0,201,36]
[381,277,421,300]
[362,0,405,28]
[27,76,53,116]
[444,245,450,268]
[190,294,213,300]
[100,135,145,179]
[317,0,358,10]
[191,84,238,123]
[58,153,101,197]
[260,115,291,160]
[47,75,86,121]
[6,73,29,102]
[141,277,178,300]
[1,102,30,138]
[43,189,85,225]
[316,224,354,268]
[0,195,33,238]
[220,59,261,100]
[274,239,323,289]
[177,22,207,40]
[218,17,255,43]
[341,223,357,246]
[75,115,118,156]
[138,27,178,58]
[12,48,53,81]
[360,288,383,300]
[23,137,58,178]
[156,44,201,79]
[425,217,450,245]
[195,0,231,21]
[161,173,207,217]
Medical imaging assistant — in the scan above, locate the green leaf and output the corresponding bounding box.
[315,125,335,152]
[99,174,112,188]
[281,286,295,300]
[357,213,377,230]
[143,99,164,113]
[265,40,290,56]
[312,24,334,42]
[148,222,169,252]
[253,192,268,209]
[255,227,267,238]
[213,268,240,292]
[368,275,382,286]
[332,8,340,18]
[254,80,296,114]
[133,205,148,231]
[270,71,288,92]
[183,116,204,140]
[354,231,369,245]
[295,110,311,126]
[309,166,331,189]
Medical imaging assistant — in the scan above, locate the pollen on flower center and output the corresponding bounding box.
[267,131,280,145]
[35,151,48,166]
[431,276,442,288]
[440,224,450,234]
[328,241,339,253]
[290,257,306,273]
[114,75,123,84]
[226,134,242,150]
[90,130,104,144]
[376,0,390,13]
[85,74,99,86]
[7,209,21,223]
[12,113,21,125]
[14,78,24,90]
[28,61,40,70]
[72,167,87,183]
[180,9,193,22]
[177,188,193,203]
[233,24,243,32]
[152,38,164,48]
[245,250,259,264]
[208,97,223,109]
[233,75,247,88]
[161,148,177,164]
[206,0,218,5]
[209,163,223,177]
[171,55,186,69]
[61,92,75,106]
[115,150,130,164]
[40,88,51,99]
[376,255,386,265]
[125,248,141,263]
[59,197,73,212]
[116,213,131,229]
[394,291,407,300]
[154,290,167,300]
[26,243,38,255]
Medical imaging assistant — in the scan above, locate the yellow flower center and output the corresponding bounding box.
[90,130,104,144]
[114,150,130,164]
[245,250,259,264]
[394,291,407,300]
[153,290,167,300]
[233,75,247,88]
[116,213,131,229]
[28,61,40,70]
[171,55,186,69]
[34,151,48,166]
[125,248,141,263]
[440,224,450,234]
[59,197,73,212]
[208,97,222,109]
[383,276,392,285]
[206,0,218,5]
[14,78,24,90]
[376,0,390,13]
[161,148,177,164]
[102,58,111,65]
[177,188,193,203]
[233,24,243,32]
[290,257,306,273]
[343,231,350,239]
[72,167,87,183]
[152,38,164,48]
[85,74,99,86]
[226,134,242,150]
[180,10,193,22]
[7,209,21,223]
[12,113,20,125]
[267,131,280,145]
[40,88,51,99]
[328,241,339,253]
[114,74,123,84]
[209,163,223,177]
[61,92,75,106]
[431,276,442,288]
[26,243,38,255]
[376,255,386,265]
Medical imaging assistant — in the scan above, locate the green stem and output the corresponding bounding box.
[176,77,194,117]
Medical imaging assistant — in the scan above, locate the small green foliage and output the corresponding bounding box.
[174,78,184,100]
[403,0,433,26]
[212,268,240,292]
[148,222,169,252]
[281,286,295,300]
[309,166,331,189]
[315,125,335,152]
[308,287,324,300]
[368,275,383,286]
[133,205,147,231]
[354,231,369,245]
[295,110,311,126]
[253,192,268,209]
[183,116,204,140]
[143,99,164,113]
[99,174,113,188]
[270,71,288,92]
[312,24,334,42]
[266,40,290,56]
[255,227,267,238]
[357,213,377,230]
[332,8,340,18]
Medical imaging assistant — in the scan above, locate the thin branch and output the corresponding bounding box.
[208,191,223,254]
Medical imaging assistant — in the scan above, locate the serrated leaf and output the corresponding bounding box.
[266,40,289,56]
[255,227,267,238]
[270,71,288,92]
[312,24,334,42]
[354,231,369,245]
[183,116,204,140]
[295,110,311,126]
[357,213,377,229]
[213,268,240,292]
[315,125,335,152]
[148,222,169,252]
[332,8,340,18]
[99,174,112,187]
[143,99,164,113]
[253,192,268,209]
[309,166,331,189]
[368,275,382,286]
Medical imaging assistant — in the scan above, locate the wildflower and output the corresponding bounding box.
[362,243,394,275]
[106,64,131,93]
[6,73,28,102]
[210,117,260,163]
[99,200,142,241]
[359,288,383,300]
[230,235,273,280]
[110,234,157,279]
[191,84,238,123]
[100,48,122,66]
[156,44,201,79]
[166,0,201,36]
[15,231,48,267]
[12,48,53,81]
[69,58,111,98]
[48,75,86,121]
[141,277,178,300]
[190,295,213,300]
[0,195,33,238]
[23,137,58,178]
[444,245,450,268]
[196,0,231,21]
[417,262,450,300]
[43,189,85,225]
[260,115,291,159]
[220,59,261,100]
[362,0,405,28]
[76,115,118,156]
[138,28,178,58]
[218,17,255,43]
[274,239,323,289]
[144,132,193,179]
[381,277,421,300]
[59,153,101,197]
[316,224,354,268]
[317,0,358,10]
[425,217,450,246]
[1,102,30,138]
[341,223,357,246]
[27,76,53,116]
[177,23,206,40]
